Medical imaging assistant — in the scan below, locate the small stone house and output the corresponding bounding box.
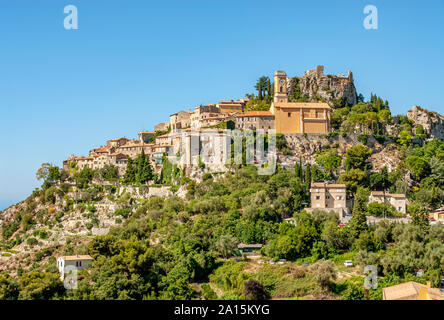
[368,191,407,214]
[57,255,94,280]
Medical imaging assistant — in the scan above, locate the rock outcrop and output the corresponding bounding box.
[287,65,357,106]
[406,105,444,141]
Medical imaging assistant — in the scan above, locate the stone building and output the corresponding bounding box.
[138,131,155,143]
[235,111,275,132]
[154,121,170,132]
[106,137,129,148]
[368,191,407,214]
[270,71,331,134]
[217,99,247,114]
[287,65,357,106]
[308,182,349,216]
[170,110,191,132]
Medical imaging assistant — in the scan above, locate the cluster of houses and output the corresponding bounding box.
[63,69,332,174]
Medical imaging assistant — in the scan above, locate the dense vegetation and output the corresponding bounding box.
[0,76,443,300]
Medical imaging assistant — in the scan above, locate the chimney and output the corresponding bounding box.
[418,286,428,300]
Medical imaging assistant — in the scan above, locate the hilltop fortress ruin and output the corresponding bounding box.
[62,66,357,174]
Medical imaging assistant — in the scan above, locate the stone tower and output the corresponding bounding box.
[274,70,288,103]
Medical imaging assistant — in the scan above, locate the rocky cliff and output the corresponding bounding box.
[287,65,357,106]
[406,105,444,141]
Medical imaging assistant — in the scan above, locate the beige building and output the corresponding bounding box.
[106,137,129,148]
[429,207,444,223]
[155,133,172,146]
[217,99,247,114]
[368,191,407,214]
[235,110,275,132]
[170,110,191,132]
[309,182,348,216]
[57,255,93,281]
[138,131,155,143]
[154,121,170,132]
[269,71,331,134]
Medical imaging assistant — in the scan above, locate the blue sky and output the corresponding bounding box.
[0,0,443,210]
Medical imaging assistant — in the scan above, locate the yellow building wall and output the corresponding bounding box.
[303,120,327,133]
[275,108,301,133]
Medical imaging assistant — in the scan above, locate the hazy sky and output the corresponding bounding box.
[0,0,443,210]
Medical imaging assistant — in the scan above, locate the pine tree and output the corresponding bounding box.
[123,157,136,184]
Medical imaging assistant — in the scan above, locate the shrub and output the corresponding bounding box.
[244,279,269,300]
[26,237,38,247]
[358,134,368,145]
[115,208,131,218]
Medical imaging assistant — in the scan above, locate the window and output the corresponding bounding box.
[316,204,320,207]
[76,261,79,267]
[79,261,82,267]
[316,189,319,192]
[288,113,291,117]
[316,196,320,200]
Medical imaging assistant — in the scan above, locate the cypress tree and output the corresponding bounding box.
[135,149,153,184]
[123,157,136,184]
[349,196,368,237]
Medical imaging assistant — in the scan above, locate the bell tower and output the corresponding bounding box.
[274,70,288,103]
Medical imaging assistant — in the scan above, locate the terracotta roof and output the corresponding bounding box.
[60,255,93,261]
[219,100,244,104]
[311,182,346,188]
[108,137,128,142]
[139,131,154,134]
[273,102,331,110]
[201,116,226,120]
[370,191,406,198]
[382,281,444,300]
[236,111,274,117]
[92,146,109,153]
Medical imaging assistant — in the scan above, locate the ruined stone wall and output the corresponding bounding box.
[287,66,357,106]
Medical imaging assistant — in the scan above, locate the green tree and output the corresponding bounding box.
[123,157,136,184]
[405,156,430,181]
[308,259,336,289]
[315,149,342,176]
[349,195,368,237]
[215,235,238,259]
[397,130,412,146]
[135,150,153,184]
[345,145,372,171]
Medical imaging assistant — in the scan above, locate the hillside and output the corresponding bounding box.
[0,74,443,300]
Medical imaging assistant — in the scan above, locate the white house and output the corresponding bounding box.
[57,255,94,280]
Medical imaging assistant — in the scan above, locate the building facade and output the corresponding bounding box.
[368,191,407,214]
[57,255,93,280]
[269,71,331,134]
[235,111,275,132]
[309,182,349,218]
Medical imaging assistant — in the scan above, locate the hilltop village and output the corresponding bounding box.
[63,66,338,175]
[1,66,444,301]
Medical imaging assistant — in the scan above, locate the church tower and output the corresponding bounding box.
[274,70,288,103]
